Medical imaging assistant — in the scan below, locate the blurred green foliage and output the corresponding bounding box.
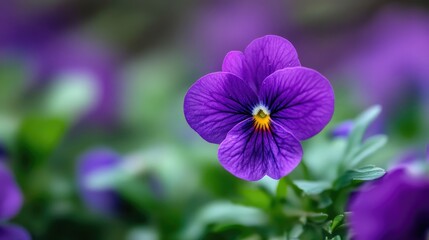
[0,1,428,240]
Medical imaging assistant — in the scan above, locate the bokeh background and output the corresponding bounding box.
[1,0,429,239]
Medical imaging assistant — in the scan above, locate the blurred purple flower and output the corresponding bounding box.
[349,168,429,240]
[396,150,422,165]
[344,6,429,120]
[77,148,122,216]
[0,1,121,126]
[0,224,30,240]
[32,36,121,125]
[0,164,23,220]
[188,0,288,71]
[184,35,334,181]
[0,1,74,54]
[0,163,29,239]
[331,120,354,138]
[386,148,429,177]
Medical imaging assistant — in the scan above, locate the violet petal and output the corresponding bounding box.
[222,51,245,80]
[244,35,300,91]
[184,72,258,144]
[77,149,121,216]
[349,169,429,240]
[218,119,302,181]
[260,67,334,140]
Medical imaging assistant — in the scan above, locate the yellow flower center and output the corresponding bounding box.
[253,107,270,131]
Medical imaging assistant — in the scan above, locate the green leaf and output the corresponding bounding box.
[237,186,271,210]
[0,59,27,109]
[329,214,345,234]
[284,177,304,196]
[346,105,381,150]
[348,165,386,181]
[334,165,386,189]
[293,180,331,195]
[276,177,288,200]
[43,73,99,121]
[318,193,333,209]
[127,227,158,240]
[330,236,341,240]
[118,179,157,213]
[16,116,67,168]
[182,202,267,240]
[0,114,20,145]
[348,135,387,167]
[307,212,329,223]
[86,157,148,190]
[211,223,242,233]
[256,177,279,195]
[323,220,332,233]
[343,106,381,165]
[289,224,303,239]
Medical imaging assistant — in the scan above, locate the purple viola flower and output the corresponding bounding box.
[348,168,429,240]
[0,163,29,240]
[184,35,335,181]
[77,148,122,216]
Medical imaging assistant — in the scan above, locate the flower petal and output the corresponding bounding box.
[348,169,429,240]
[184,73,258,143]
[77,149,122,216]
[260,67,334,140]
[244,35,300,91]
[0,164,23,220]
[0,224,31,240]
[218,119,302,181]
[222,51,245,79]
